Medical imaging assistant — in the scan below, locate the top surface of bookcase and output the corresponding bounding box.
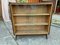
[10,2,53,5]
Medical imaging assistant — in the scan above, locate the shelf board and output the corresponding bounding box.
[13,13,50,16]
[10,2,52,5]
[14,23,48,26]
[15,30,48,35]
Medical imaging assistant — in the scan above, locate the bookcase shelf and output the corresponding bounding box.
[14,23,48,26]
[10,2,53,39]
[15,30,48,35]
[13,13,50,16]
[10,2,52,5]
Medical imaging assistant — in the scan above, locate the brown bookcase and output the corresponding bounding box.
[10,2,53,39]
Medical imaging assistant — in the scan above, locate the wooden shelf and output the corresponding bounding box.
[14,23,48,26]
[10,2,53,5]
[13,13,50,16]
[15,30,48,35]
[10,2,53,37]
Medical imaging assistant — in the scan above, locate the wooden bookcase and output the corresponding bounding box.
[10,2,53,39]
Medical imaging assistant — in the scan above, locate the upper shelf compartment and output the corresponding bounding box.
[10,2,53,14]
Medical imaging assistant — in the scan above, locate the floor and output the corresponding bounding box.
[0,21,17,45]
[52,14,60,27]
[0,15,60,45]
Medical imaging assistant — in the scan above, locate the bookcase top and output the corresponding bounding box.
[9,2,53,5]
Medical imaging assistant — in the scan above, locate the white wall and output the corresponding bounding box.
[1,0,16,22]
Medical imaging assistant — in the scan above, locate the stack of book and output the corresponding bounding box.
[16,0,41,3]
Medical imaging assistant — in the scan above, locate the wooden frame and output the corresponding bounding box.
[10,2,53,39]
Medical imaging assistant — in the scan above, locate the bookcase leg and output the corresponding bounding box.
[14,35,17,40]
[48,32,50,35]
[46,34,48,39]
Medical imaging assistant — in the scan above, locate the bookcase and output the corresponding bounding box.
[10,2,53,39]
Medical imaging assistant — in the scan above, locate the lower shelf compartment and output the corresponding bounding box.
[15,30,48,35]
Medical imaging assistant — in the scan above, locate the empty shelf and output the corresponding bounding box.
[15,23,48,26]
[15,30,48,35]
[13,13,50,16]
